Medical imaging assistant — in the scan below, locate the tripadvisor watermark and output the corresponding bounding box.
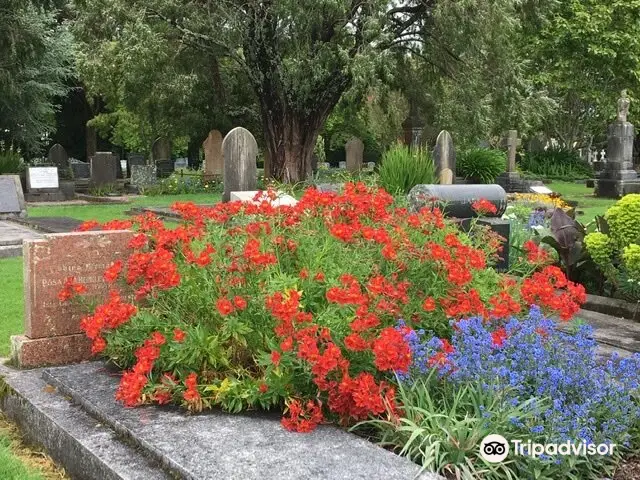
[480,434,616,464]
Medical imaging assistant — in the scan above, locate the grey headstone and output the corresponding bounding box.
[222,127,258,202]
[90,152,118,186]
[203,130,223,177]
[433,130,456,185]
[127,153,145,178]
[131,165,158,188]
[155,159,174,179]
[345,137,364,173]
[70,161,90,179]
[47,144,69,169]
[151,137,171,162]
[174,158,188,170]
[0,175,26,215]
[408,184,507,218]
[338,161,347,169]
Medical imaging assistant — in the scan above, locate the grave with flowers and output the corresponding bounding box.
[1,183,639,479]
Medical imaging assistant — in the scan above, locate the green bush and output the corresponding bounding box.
[0,149,22,174]
[457,148,506,183]
[378,144,436,195]
[519,148,593,180]
[143,171,223,196]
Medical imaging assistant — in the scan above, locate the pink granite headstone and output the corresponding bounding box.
[12,230,134,367]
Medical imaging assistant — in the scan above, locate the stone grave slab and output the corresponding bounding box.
[42,362,439,480]
[203,130,224,177]
[27,167,59,190]
[90,152,118,186]
[223,127,258,202]
[14,230,134,367]
[0,175,26,216]
[530,185,554,195]
[230,190,298,207]
[0,221,43,258]
[12,217,84,234]
[70,160,90,179]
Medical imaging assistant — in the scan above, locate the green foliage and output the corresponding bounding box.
[0,148,23,174]
[357,373,541,480]
[88,183,121,197]
[378,144,436,195]
[519,149,593,180]
[584,195,640,300]
[0,1,74,153]
[457,149,506,183]
[142,172,223,196]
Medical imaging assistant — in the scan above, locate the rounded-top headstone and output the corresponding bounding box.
[203,130,223,177]
[152,137,171,162]
[345,137,364,173]
[222,127,258,202]
[433,130,456,185]
[48,144,69,169]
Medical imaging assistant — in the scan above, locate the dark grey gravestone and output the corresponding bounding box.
[90,152,118,186]
[39,362,440,480]
[408,184,507,218]
[155,159,174,179]
[433,130,456,185]
[130,165,157,188]
[596,92,640,197]
[47,144,69,169]
[151,137,171,163]
[13,217,84,233]
[0,175,26,215]
[345,137,364,173]
[70,160,90,179]
[454,217,511,271]
[223,127,258,202]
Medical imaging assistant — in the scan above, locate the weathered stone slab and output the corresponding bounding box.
[23,230,134,339]
[152,137,171,162]
[70,160,90,179]
[223,127,258,202]
[42,362,441,480]
[345,137,364,173]
[11,216,84,234]
[203,129,223,177]
[0,175,26,215]
[0,364,170,479]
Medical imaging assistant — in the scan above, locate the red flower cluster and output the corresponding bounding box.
[57,277,87,301]
[471,198,498,216]
[115,331,165,406]
[80,290,137,353]
[281,399,324,433]
[523,240,551,264]
[520,266,586,320]
[183,373,200,403]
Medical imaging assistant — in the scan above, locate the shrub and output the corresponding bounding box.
[142,171,222,196]
[585,195,640,300]
[519,148,593,180]
[362,307,640,479]
[457,148,506,183]
[378,144,436,195]
[0,148,22,174]
[65,185,585,432]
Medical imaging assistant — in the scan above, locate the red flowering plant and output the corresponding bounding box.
[64,183,585,432]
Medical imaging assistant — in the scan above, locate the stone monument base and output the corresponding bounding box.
[595,178,640,198]
[25,190,66,202]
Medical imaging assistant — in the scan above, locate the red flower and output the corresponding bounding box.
[372,328,411,373]
[344,333,369,352]
[150,331,166,346]
[523,240,550,264]
[491,328,508,347]
[271,351,281,366]
[216,298,234,316]
[471,198,498,216]
[75,220,100,232]
[259,383,269,394]
[314,272,325,282]
[91,337,107,354]
[233,295,247,310]
[173,328,186,343]
[104,260,123,283]
[58,277,88,302]
[422,297,436,312]
[183,373,200,402]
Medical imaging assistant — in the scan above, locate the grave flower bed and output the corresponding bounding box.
[64,183,585,432]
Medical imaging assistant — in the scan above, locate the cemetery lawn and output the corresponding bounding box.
[27,193,222,223]
[548,181,617,223]
[0,257,23,356]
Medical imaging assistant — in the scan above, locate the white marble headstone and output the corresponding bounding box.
[27,167,59,189]
[529,185,554,195]
[230,190,298,207]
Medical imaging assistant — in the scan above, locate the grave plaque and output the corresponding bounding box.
[27,167,59,190]
[0,175,26,215]
[408,184,507,218]
[222,127,258,202]
[14,230,135,367]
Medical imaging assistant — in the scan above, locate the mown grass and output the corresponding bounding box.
[0,257,24,356]
[548,181,616,223]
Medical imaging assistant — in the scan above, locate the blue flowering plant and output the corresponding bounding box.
[362,307,640,479]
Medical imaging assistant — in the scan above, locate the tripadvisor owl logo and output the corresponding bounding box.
[480,434,510,463]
